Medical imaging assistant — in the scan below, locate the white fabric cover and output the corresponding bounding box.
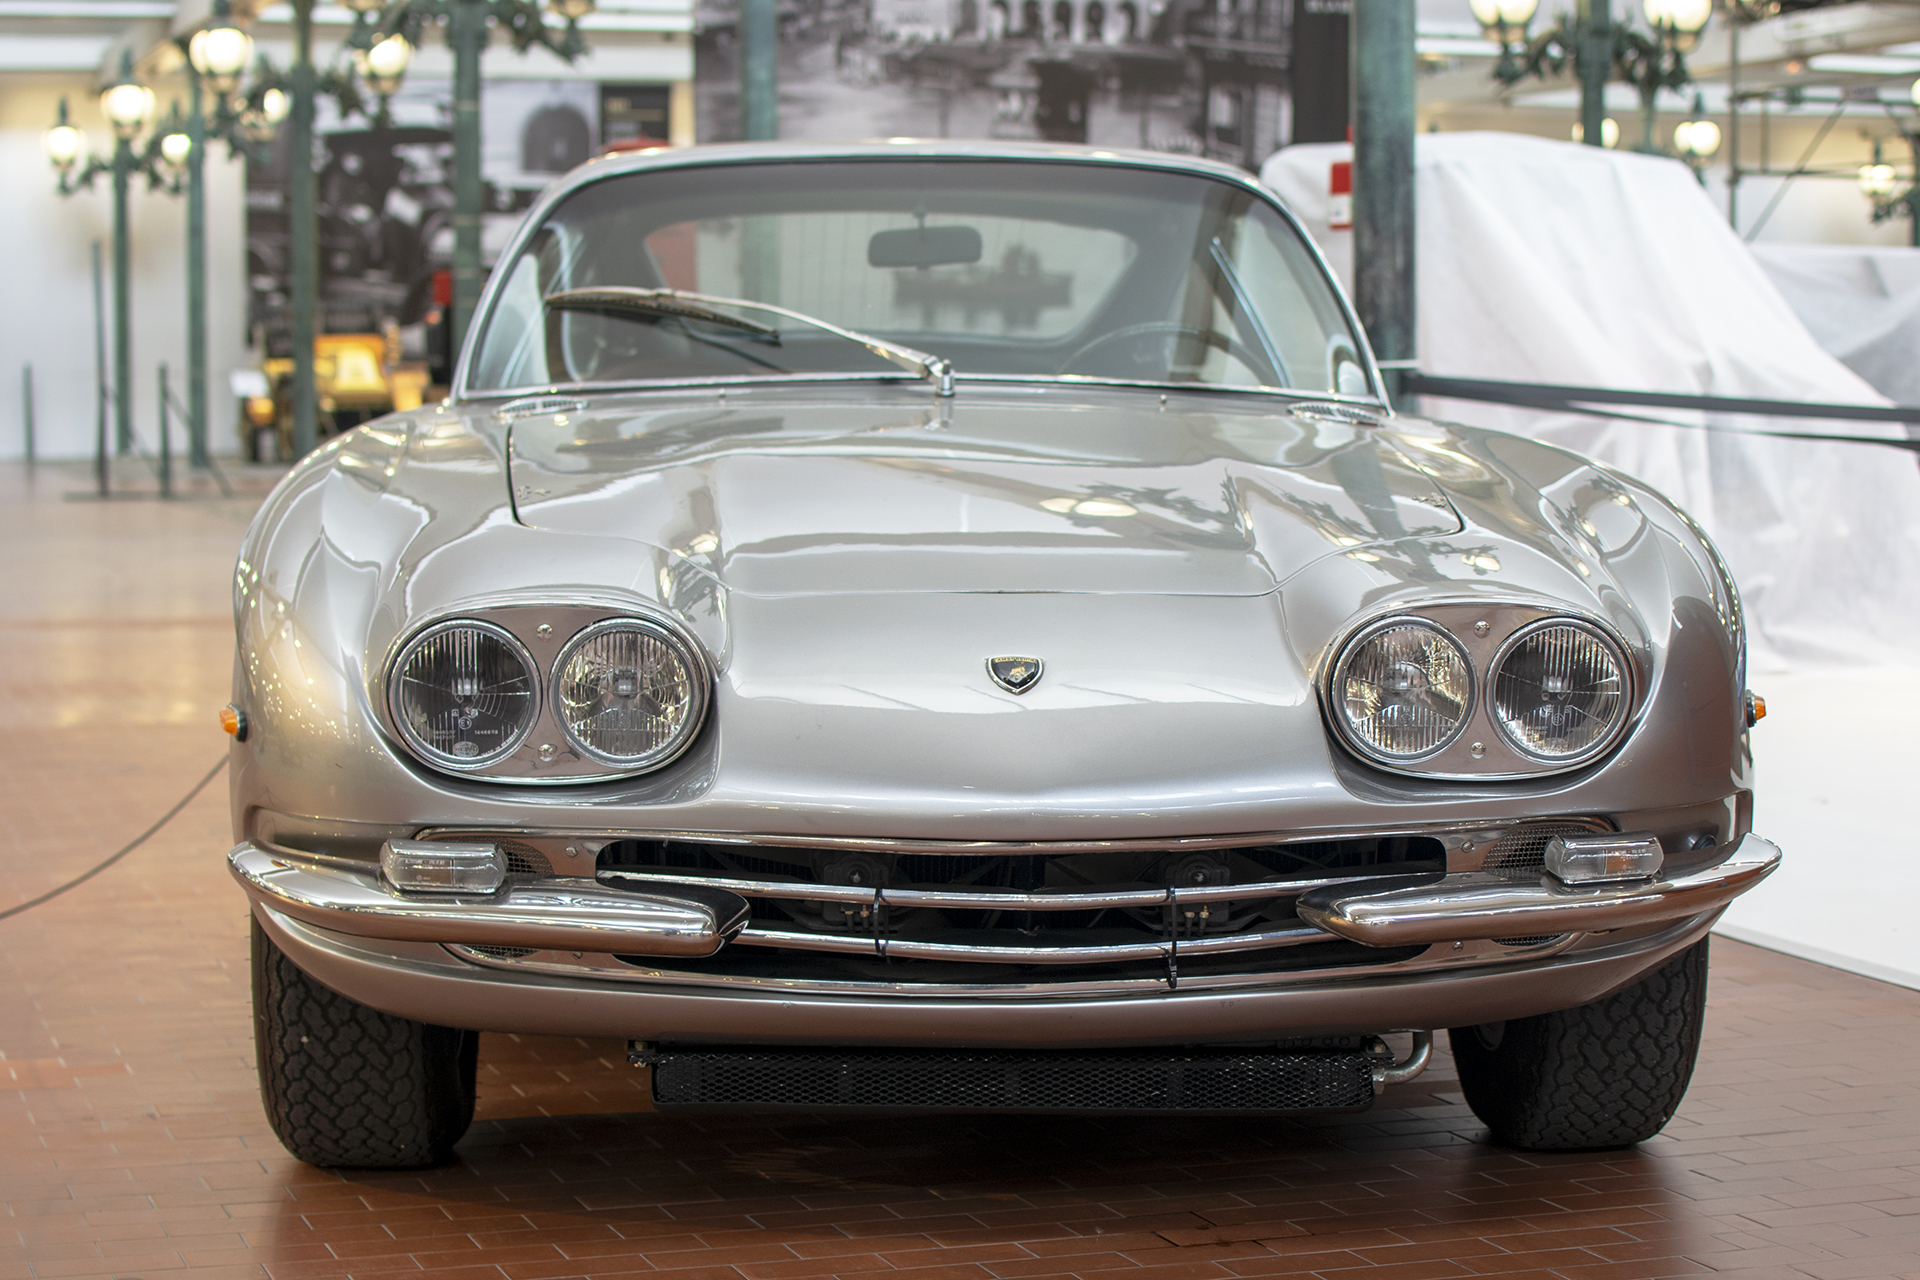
[1261,133,1920,671]
[1750,242,1920,408]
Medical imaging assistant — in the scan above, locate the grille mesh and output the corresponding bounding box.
[1484,821,1602,947]
[651,1043,1379,1113]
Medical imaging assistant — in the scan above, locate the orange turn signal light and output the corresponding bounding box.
[1745,692,1766,728]
[221,704,249,742]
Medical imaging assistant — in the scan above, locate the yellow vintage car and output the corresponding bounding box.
[244,329,433,461]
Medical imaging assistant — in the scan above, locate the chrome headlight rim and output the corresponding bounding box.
[1328,615,1477,767]
[1486,616,1634,767]
[548,615,713,772]
[387,618,542,773]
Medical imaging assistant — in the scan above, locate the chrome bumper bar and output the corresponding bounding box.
[227,843,748,957]
[231,832,1778,965]
[1296,833,1781,946]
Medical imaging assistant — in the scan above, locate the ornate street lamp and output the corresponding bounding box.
[189,3,254,98]
[353,33,413,122]
[1491,0,1708,152]
[345,0,593,354]
[1469,0,1538,81]
[1861,136,1919,247]
[1673,93,1720,184]
[48,52,178,472]
[1571,116,1621,147]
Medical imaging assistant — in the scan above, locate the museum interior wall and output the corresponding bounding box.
[0,71,248,462]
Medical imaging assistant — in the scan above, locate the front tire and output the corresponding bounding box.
[251,916,477,1167]
[1450,937,1709,1151]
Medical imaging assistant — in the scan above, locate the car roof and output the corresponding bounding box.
[557,139,1271,197]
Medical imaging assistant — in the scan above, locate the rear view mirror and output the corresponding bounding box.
[868,225,983,269]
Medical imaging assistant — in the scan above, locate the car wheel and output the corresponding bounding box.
[251,916,477,1168]
[1449,936,1709,1151]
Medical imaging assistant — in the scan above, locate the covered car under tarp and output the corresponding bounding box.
[1261,132,1920,672]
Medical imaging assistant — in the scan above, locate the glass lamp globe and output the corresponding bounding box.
[1911,77,1920,108]
[1681,118,1720,157]
[549,0,597,18]
[359,33,412,96]
[100,80,156,140]
[1496,0,1537,25]
[44,120,85,170]
[1859,163,1897,199]
[261,87,290,124]
[342,0,386,11]
[1572,118,1621,148]
[188,22,253,95]
[160,129,193,168]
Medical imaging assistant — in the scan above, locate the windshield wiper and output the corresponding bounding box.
[543,286,956,397]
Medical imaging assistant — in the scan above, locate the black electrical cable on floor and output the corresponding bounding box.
[0,755,227,922]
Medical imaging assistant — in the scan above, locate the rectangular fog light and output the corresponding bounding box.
[1545,831,1665,886]
[380,839,506,894]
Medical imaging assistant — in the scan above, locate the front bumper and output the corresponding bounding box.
[231,834,1778,1045]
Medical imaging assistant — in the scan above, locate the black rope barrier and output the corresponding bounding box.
[0,756,227,922]
[1402,372,1920,454]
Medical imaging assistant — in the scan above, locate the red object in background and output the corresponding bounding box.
[432,269,453,307]
[1328,160,1353,230]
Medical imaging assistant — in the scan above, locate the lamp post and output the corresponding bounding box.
[1862,134,1920,247]
[1673,92,1720,184]
[47,53,171,465]
[181,0,255,470]
[346,0,592,359]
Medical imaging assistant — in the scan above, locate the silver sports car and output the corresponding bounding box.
[226,141,1777,1168]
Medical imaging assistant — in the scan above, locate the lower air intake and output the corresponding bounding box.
[648,1042,1383,1113]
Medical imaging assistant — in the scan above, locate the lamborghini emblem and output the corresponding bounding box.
[987,656,1044,695]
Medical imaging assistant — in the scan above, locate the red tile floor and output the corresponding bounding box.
[3,461,1917,1280]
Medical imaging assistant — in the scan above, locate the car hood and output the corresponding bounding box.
[505,385,1461,597]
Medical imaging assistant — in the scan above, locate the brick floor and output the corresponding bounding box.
[2,460,1917,1280]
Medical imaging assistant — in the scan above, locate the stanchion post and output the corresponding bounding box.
[158,363,174,498]
[20,363,33,471]
[448,0,486,354]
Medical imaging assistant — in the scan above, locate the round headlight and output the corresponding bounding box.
[1333,619,1473,762]
[389,620,539,769]
[552,618,709,769]
[1490,619,1630,763]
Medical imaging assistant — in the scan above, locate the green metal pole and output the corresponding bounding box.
[113,137,133,455]
[20,363,33,470]
[740,0,777,140]
[186,72,210,468]
[1578,0,1609,147]
[290,0,319,457]
[92,240,108,496]
[1351,0,1416,404]
[158,362,173,497]
[450,0,486,356]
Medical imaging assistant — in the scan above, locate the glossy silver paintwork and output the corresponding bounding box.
[228,142,1766,1050]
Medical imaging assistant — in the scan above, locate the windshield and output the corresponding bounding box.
[467,159,1374,399]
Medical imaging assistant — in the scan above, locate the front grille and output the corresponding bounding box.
[596,834,1442,984]
[648,1040,1386,1113]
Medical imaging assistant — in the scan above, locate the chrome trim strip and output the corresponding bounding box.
[729,923,1333,964]
[228,843,745,957]
[424,821,1502,859]
[443,930,1584,998]
[1296,834,1781,946]
[597,868,1379,910]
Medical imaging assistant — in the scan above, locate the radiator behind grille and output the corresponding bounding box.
[647,1041,1384,1113]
